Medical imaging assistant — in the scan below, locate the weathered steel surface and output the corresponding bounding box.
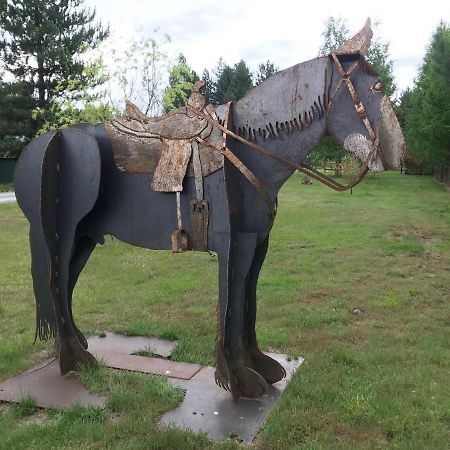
[335,18,373,55]
[160,354,304,443]
[190,199,209,251]
[87,332,177,359]
[232,58,331,142]
[92,349,202,380]
[105,123,224,177]
[0,359,105,408]
[151,140,192,192]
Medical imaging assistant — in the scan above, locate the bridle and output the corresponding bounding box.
[186,52,382,220]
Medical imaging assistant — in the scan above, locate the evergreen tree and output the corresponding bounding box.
[402,23,450,170]
[213,59,253,104]
[0,0,109,151]
[201,68,214,105]
[162,54,198,112]
[0,0,109,109]
[255,60,278,85]
[0,79,37,157]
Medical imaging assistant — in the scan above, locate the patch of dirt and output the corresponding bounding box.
[332,422,387,446]
[0,402,10,415]
[424,251,441,263]
[385,224,438,246]
[21,410,57,427]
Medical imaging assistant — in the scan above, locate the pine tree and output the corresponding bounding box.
[0,0,110,150]
[0,79,37,157]
[403,23,450,170]
[201,69,214,105]
[213,59,253,104]
[0,0,109,109]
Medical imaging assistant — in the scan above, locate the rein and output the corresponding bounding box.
[187,55,381,213]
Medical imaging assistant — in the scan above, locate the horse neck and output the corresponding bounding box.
[230,56,331,195]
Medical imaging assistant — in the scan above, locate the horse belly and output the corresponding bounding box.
[83,168,230,252]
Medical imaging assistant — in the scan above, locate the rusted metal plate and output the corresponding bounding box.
[111,110,209,141]
[105,123,165,173]
[0,359,105,408]
[87,333,177,359]
[335,18,373,55]
[151,140,192,192]
[92,349,202,380]
[105,123,224,177]
[159,353,304,443]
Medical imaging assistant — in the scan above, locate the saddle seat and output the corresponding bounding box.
[105,90,224,191]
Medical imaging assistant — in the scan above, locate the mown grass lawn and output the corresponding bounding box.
[0,171,449,449]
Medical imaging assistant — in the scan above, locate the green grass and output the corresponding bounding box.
[0,183,13,192]
[0,171,449,449]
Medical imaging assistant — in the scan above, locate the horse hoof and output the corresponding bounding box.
[250,350,287,384]
[74,327,88,349]
[230,365,268,400]
[57,336,97,375]
[214,367,231,392]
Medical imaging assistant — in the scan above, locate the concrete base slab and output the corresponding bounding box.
[0,359,105,408]
[93,349,202,380]
[160,353,304,443]
[0,332,302,444]
[0,333,179,409]
[88,332,177,358]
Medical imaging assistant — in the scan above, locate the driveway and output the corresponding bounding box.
[0,192,16,204]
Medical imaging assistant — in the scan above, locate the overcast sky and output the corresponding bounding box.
[85,0,449,96]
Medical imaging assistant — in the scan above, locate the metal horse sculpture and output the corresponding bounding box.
[14,20,404,399]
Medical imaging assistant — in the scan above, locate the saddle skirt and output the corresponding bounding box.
[105,102,224,191]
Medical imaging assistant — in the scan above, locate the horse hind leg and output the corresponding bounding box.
[68,235,98,349]
[243,235,286,384]
[55,235,97,353]
[39,128,101,374]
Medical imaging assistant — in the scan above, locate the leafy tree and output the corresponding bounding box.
[109,34,170,116]
[162,54,198,112]
[34,60,116,134]
[255,60,278,85]
[402,23,450,171]
[366,40,396,99]
[318,16,350,56]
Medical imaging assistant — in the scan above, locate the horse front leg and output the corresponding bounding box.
[215,232,268,400]
[243,235,286,384]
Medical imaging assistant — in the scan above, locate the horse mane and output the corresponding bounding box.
[232,56,332,141]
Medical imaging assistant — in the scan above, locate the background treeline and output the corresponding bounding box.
[396,23,450,182]
[0,0,448,183]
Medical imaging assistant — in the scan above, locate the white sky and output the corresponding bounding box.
[85,0,450,96]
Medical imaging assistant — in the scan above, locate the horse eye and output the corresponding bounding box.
[371,80,383,93]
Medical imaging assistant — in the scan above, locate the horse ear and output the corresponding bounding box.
[334,18,373,56]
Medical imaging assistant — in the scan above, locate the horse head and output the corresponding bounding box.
[326,19,405,172]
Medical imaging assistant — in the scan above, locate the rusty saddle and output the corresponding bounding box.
[106,81,224,252]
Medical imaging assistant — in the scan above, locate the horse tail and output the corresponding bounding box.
[14,129,101,341]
